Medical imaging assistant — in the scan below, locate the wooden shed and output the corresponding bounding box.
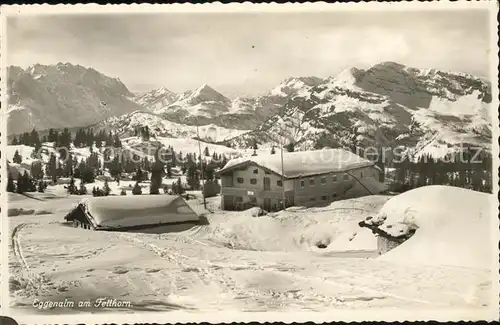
[64,195,199,231]
[358,220,416,255]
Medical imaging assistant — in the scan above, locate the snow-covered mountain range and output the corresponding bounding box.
[219,62,492,159]
[7,61,492,159]
[7,63,141,134]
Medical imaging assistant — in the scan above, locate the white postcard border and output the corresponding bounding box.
[0,1,498,323]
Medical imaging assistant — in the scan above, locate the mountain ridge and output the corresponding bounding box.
[7,61,492,160]
[7,62,142,134]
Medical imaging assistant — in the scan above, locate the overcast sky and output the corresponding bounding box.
[7,10,491,97]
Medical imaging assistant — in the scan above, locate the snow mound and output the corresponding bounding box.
[372,186,494,269]
[190,196,390,253]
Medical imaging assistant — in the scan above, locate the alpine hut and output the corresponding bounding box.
[217,148,387,211]
[64,195,199,231]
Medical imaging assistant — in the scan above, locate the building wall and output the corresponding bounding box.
[220,164,382,210]
[377,236,401,255]
[292,166,380,207]
[220,165,293,211]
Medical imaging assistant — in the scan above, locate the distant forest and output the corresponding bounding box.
[387,148,493,194]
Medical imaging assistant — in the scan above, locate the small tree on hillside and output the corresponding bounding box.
[67,177,78,195]
[132,181,142,195]
[175,177,185,194]
[186,164,200,190]
[12,150,22,164]
[285,141,295,152]
[6,172,15,192]
[31,161,44,180]
[166,163,173,178]
[120,189,127,196]
[252,139,258,156]
[78,180,88,195]
[37,180,45,193]
[270,146,276,155]
[103,179,111,196]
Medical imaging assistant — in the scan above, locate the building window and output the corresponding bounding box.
[250,178,257,185]
[310,197,316,202]
[332,175,338,182]
[237,177,244,184]
[300,180,305,188]
[321,177,327,185]
[265,170,271,175]
[277,180,283,187]
[333,193,337,198]
[253,169,259,174]
[343,174,349,181]
[250,197,257,204]
[309,178,315,186]
[321,195,327,201]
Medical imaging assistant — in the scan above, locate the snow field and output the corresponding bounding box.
[7,188,495,314]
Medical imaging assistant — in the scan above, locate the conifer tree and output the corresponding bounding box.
[186,164,200,190]
[63,153,74,177]
[252,139,258,156]
[37,180,45,193]
[113,134,122,148]
[176,177,184,194]
[12,136,18,145]
[78,180,87,195]
[270,146,276,155]
[6,172,15,192]
[149,147,165,194]
[12,150,22,164]
[31,161,44,180]
[67,177,78,195]
[285,141,295,152]
[16,172,26,194]
[166,163,173,178]
[103,179,111,196]
[47,153,58,183]
[132,181,142,195]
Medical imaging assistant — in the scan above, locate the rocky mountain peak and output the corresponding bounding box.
[182,83,230,105]
[7,63,140,134]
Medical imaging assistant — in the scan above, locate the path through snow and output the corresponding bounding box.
[7,192,493,315]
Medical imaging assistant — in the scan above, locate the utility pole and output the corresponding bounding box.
[196,124,207,210]
[280,107,286,211]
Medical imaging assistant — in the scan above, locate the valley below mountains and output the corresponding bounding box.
[7,61,492,160]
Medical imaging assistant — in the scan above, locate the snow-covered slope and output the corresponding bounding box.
[363,185,495,269]
[269,76,325,97]
[154,84,232,120]
[134,86,180,111]
[121,136,241,160]
[6,143,100,166]
[101,110,250,142]
[185,195,391,252]
[7,63,141,134]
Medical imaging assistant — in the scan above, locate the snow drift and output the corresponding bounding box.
[189,196,391,253]
[365,185,494,269]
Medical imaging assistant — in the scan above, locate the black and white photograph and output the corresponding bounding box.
[1,2,498,322]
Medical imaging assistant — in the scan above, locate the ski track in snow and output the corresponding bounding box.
[7,192,493,313]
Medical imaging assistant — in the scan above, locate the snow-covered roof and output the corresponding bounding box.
[78,195,199,229]
[219,148,374,179]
